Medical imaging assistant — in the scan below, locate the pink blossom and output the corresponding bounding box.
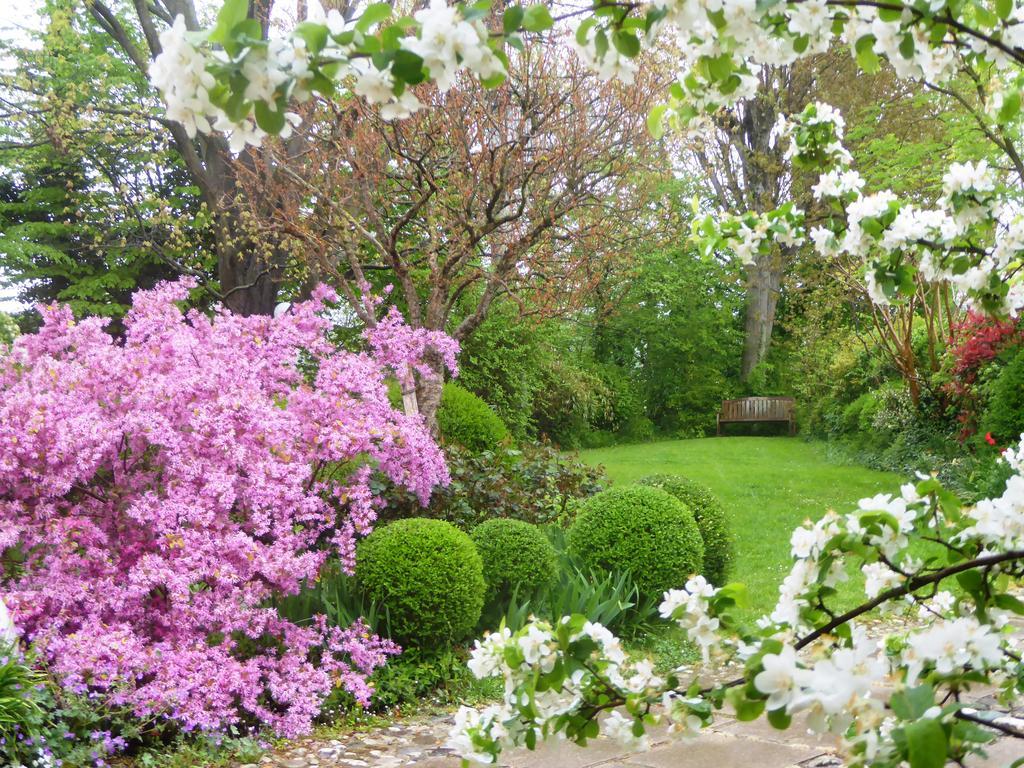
[0,280,448,736]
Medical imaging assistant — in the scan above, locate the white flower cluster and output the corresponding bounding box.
[812,169,865,201]
[753,629,888,735]
[659,575,721,661]
[766,488,924,628]
[152,0,505,151]
[902,617,1003,684]
[942,160,999,225]
[451,616,670,762]
[149,16,219,141]
[959,435,1024,551]
[769,104,1024,314]
[402,0,505,92]
[151,15,304,151]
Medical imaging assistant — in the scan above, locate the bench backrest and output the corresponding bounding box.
[720,397,795,421]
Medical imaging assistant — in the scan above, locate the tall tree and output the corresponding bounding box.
[0,0,211,319]
[247,45,659,426]
[79,0,296,314]
[685,64,816,382]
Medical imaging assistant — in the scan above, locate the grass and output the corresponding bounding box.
[580,436,902,620]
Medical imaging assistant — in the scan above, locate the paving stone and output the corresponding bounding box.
[963,736,1024,767]
[712,714,840,751]
[616,732,823,768]
[506,735,655,768]
[798,756,842,768]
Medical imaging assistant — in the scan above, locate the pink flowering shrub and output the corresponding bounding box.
[0,280,453,737]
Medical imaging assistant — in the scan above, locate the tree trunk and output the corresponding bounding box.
[202,139,283,316]
[740,255,783,382]
[416,358,445,437]
[214,212,282,316]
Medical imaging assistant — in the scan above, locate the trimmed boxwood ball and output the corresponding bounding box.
[470,519,558,603]
[355,518,485,647]
[567,486,704,599]
[636,474,733,586]
[437,383,509,453]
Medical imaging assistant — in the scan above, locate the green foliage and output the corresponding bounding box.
[981,346,1024,444]
[555,247,743,443]
[355,518,485,647]
[567,486,704,599]
[274,561,393,638]
[381,443,606,530]
[487,527,660,638]
[470,519,558,615]
[636,474,733,585]
[0,645,46,765]
[346,647,501,714]
[0,2,214,320]
[455,303,552,438]
[540,560,660,639]
[437,382,510,453]
[0,313,17,347]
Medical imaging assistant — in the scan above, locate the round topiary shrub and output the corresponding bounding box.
[470,519,558,604]
[636,474,733,586]
[437,383,509,452]
[355,518,485,647]
[567,486,704,599]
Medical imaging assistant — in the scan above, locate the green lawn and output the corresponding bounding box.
[580,437,902,619]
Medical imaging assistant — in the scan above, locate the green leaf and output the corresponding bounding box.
[612,29,640,57]
[767,707,791,730]
[996,0,1013,17]
[647,104,668,138]
[726,687,765,721]
[294,21,328,54]
[854,35,880,73]
[525,728,537,750]
[906,718,947,768]
[254,101,285,134]
[707,53,734,81]
[503,6,525,34]
[898,33,915,59]
[891,684,935,720]
[356,3,393,32]
[998,89,1021,123]
[209,0,249,44]
[522,4,554,31]
[995,594,1024,614]
[392,49,425,84]
[575,17,596,45]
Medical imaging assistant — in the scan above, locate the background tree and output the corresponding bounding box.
[249,45,660,425]
[0,0,212,321]
[683,64,817,383]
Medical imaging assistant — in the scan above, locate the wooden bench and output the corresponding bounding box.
[717,397,796,436]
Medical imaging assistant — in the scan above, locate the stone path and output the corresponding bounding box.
[248,695,1024,768]
[247,614,1024,768]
